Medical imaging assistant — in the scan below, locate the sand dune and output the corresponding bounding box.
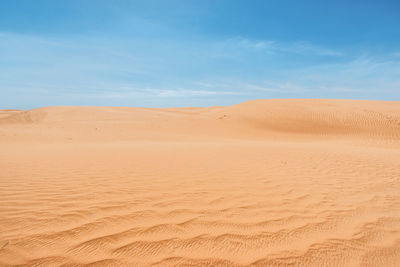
[0,99,399,266]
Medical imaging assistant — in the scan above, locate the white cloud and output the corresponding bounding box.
[1,31,399,108]
[289,41,344,57]
[141,89,245,97]
[233,37,275,50]
[219,36,343,57]
[76,87,247,99]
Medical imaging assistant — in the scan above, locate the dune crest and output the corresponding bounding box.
[1,99,400,266]
[1,99,400,142]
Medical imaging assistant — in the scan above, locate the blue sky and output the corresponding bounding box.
[1,0,399,109]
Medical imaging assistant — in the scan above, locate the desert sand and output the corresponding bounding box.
[0,99,400,266]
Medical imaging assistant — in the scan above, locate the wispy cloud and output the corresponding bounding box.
[91,88,246,98]
[1,31,399,109]
[225,37,275,50]
[141,89,244,97]
[191,55,400,97]
[288,41,344,57]
[217,37,343,58]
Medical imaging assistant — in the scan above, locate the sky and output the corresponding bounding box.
[1,0,400,109]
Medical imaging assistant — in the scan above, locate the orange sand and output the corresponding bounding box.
[0,99,399,266]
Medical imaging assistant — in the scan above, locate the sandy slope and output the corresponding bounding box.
[0,99,399,266]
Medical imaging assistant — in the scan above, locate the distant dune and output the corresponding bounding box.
[1,99,400,266]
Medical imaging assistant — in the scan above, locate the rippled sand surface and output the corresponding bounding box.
[1,99,400,266]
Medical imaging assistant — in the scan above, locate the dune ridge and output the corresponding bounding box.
[0,99,400,266]
[1,99,400,143]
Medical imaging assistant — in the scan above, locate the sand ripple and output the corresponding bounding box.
[1,99,400,266]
